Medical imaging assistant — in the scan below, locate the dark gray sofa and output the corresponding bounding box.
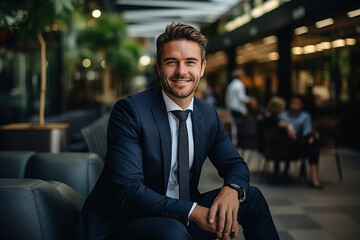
[0,151,104,240]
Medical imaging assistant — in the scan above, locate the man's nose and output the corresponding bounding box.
[175,62,186,76]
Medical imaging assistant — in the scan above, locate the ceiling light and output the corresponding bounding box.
[332,39,345,48]
[345,38,356,45]
[318,42,331,50]
[294,26,308,35]
[292,47,303,55]
[347,9,360,18]
[263,35,277,45]
[82,59,91,68]
[315,18,334,28]
[268,52,279,61]
[139,55,151,66]
[225,14,251,32]
[92,9,101,18]
[303,45,316,54]
[101,60,106,69]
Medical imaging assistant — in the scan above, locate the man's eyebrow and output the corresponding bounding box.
[186,57,199,61]
[163,57,199,61]
[163,57,177,61]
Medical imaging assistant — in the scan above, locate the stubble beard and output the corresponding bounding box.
[161,76,199,99]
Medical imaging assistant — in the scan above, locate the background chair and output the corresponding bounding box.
[258,127,307,183]
[312,117,343,181]
[236,119,259,166]
[81,113,110,161]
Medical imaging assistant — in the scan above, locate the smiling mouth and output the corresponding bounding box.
[171,79,191,83]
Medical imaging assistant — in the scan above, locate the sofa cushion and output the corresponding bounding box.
[0,151,34,178]
[26,152,103,198]
[0,178,84,240]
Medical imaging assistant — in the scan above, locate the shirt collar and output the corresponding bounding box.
[162,90,194,112]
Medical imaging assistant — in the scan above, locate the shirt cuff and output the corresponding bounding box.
[187,202,198,226]
[239,188,246,203]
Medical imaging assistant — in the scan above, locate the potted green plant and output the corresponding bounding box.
[0,0,82,124]
[77,13,141,102]
[0,0,82,152]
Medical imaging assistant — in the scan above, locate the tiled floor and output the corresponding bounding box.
[198,148,360,240]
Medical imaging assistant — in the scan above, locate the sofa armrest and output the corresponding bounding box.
[26,152,104,198]
[0,151,35,178]
[0,179,84,240]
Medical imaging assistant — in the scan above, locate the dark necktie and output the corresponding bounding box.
[171,110,191,201]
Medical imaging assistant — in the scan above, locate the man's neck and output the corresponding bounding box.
[163,91,194,110]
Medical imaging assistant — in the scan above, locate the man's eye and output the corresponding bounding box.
[166,61,177,65]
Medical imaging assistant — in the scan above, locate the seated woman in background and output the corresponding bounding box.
[260,96,296,139]
[258,96,296,174]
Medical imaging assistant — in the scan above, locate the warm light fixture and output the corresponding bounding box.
[332,39,345,48]
[82,59,91,68]
[347,9,360,18]
[92,9,101,18]
[294,26,308,35]
[263,35,277,45]
[303,45,316,54]
[251,0,280,19]
[225,14,251,32]
[315,18,334,28]
[101,60,106,69]
[292,47,303,55]
[268,52,279,61]
[139,55,151,66]
[345,38,356,45]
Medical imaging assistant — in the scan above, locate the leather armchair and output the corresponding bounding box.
[0,151,104,240]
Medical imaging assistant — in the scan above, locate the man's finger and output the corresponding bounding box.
[216,206,226,239]
[221,209,233,240]
[208,204,218,224]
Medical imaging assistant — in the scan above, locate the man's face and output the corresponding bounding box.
[157,40,206,104]
[290,97,303,113]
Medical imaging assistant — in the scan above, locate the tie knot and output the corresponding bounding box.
[171,110,191,121]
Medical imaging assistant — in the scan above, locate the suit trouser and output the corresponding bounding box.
[110,186,279,240]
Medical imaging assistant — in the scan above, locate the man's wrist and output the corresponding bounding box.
[224,183,244,200]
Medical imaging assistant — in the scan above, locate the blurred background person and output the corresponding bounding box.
[247,96,266,121]
[280,95,322,189]
[225,69,251,120]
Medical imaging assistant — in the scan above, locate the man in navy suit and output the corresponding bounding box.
[80,22,279,240]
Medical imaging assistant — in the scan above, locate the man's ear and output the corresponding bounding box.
[200,60,206,77]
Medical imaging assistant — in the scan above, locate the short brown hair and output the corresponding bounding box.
[156,22,207,65]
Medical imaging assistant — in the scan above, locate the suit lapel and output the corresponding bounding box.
[151,87,172,192]
[191,100,206,173]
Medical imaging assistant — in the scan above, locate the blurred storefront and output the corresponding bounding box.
[203,0,360,147]
[1,0,359,148]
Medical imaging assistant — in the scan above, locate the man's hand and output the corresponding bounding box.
[189,205,217,234]
[189,187,240,239]
[209,187,240,239]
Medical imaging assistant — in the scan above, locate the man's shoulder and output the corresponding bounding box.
[116,86,160,105]
[194,97,218,117]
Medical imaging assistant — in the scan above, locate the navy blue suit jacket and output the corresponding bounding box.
[80,86,249,239]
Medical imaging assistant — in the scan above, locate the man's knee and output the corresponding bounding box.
[248,185,264,202]
[157,218,191,240]
[244,186,269,215]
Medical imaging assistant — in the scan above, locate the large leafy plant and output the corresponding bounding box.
[0,0,82,124]
[77,13,141,102]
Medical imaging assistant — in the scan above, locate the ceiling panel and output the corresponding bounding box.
[106,0,241,38]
